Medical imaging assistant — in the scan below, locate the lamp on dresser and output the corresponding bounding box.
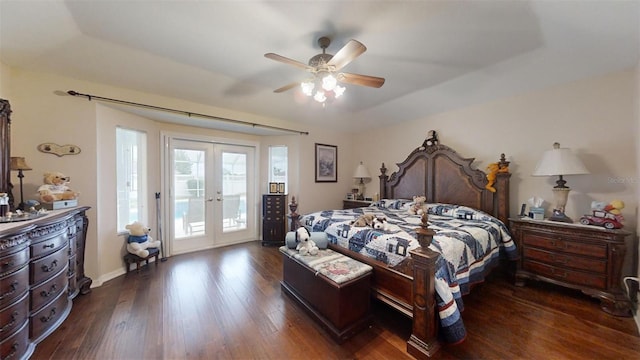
[353,162,370,200]
[532,142,589,222]
[10,156,31,211]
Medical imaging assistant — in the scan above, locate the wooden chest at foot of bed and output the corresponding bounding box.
[279,247,373,343]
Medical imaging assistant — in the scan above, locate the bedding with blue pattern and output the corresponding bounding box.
[300,202,517,344]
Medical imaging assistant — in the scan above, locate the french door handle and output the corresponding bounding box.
[207,198,215,202]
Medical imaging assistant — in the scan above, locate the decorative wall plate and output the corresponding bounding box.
[37,143,81,157]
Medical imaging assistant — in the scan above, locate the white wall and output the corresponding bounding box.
[4,64,638,285]
[354,68,638,276]
[260,128,356,217]
[0,62,11,98]
[3,67,290,284]
[4,66,360,284]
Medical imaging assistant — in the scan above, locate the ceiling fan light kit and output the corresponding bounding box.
[265,36,385,105]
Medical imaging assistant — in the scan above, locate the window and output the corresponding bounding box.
[116,127,148,232]
[269,145,287,193]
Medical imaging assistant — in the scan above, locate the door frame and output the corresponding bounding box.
[160,131,260,257]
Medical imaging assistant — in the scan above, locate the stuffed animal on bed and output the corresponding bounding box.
[408,195,428,215]
[295,227,319,256]
[372,216,390,231]
[350,213,375,227]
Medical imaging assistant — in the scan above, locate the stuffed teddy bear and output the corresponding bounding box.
[408,195,427,215]
[485,162,509,193]
[350,213,375,227]
[37,171,80,203]
[372,216,390,231]
[294,227,318,256]
[604,200,625,216]
[125,221,161,258]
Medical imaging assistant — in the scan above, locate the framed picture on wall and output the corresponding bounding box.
[269,182,278,194]
[278,182,285,194]
[315,143,337,182]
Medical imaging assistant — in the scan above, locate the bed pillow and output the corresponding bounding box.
[285,231,329,249]
[426,203,489,220]
[370,198,413,210]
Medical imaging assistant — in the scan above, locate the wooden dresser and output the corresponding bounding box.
[262,194,287,246]
[510,217,632,316]
[0,207,91,359]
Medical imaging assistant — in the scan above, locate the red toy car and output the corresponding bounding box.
[579,210,623,229]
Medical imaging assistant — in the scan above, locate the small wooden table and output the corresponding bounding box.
[124,248,160,273]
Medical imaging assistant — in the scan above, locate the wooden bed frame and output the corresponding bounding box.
[289,139,511,358]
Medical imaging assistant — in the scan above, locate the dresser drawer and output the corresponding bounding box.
[0,318,28,360]
[0,246,30,276]
[523,247,606,273]
[0,291,29,341]
[30,265,68,312]
[30,286,69,341]
[523,260,606,289]
[522,233,607,258]
[31,231,68,259]
[31,246,68,286]
[68,233,77,257]
[0,266,29,309]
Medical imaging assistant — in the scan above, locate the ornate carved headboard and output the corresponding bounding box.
[379,142,511,224]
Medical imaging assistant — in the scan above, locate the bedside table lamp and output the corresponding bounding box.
[10,156,32,211]
[353,162,371,200]
[532,142,589,223]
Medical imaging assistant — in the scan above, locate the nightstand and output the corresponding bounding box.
[510,217,633,317]
[343,199,372,210]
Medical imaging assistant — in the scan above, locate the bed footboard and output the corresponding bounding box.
[408,221,441,358]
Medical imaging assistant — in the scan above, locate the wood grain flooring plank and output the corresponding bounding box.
[29,241,639,360]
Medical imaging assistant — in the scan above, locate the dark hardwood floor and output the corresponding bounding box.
[33,241,639,359]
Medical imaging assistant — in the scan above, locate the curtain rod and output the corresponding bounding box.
[66,90,309,135]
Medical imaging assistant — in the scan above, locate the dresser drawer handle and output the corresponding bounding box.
[550,255,568,265]
[0,281,19,301]
[549,240,567,249]
[41,260,58,272]
[40,284,58,298]
[0,311,19,334]
[40,307,57,323]
[42,243,56,249]
[1,260,14,269]
[2,341,19,360]
[551,268,567,278]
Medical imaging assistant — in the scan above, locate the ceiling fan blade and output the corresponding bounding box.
[264,53,312,70]
[327,39,367,71]
[274,82,300,93]
[337,72,385,88]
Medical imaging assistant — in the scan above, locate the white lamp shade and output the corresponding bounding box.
[353,162,371,179]
[532,142,589,176]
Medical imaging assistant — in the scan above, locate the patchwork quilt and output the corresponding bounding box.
[300,201,517,344]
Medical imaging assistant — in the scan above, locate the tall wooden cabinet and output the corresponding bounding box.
[262,194,287,246]
[0,207,91,359]
[0,99,13,208]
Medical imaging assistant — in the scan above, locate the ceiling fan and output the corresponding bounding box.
[264,36,385,103]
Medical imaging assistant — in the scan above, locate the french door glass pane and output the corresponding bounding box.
[222,152,247,232]
[174,148,206,238]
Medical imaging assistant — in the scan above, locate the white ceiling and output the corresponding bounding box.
[1,1,638,134]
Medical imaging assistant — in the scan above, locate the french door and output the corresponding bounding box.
[167,137,256,255]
